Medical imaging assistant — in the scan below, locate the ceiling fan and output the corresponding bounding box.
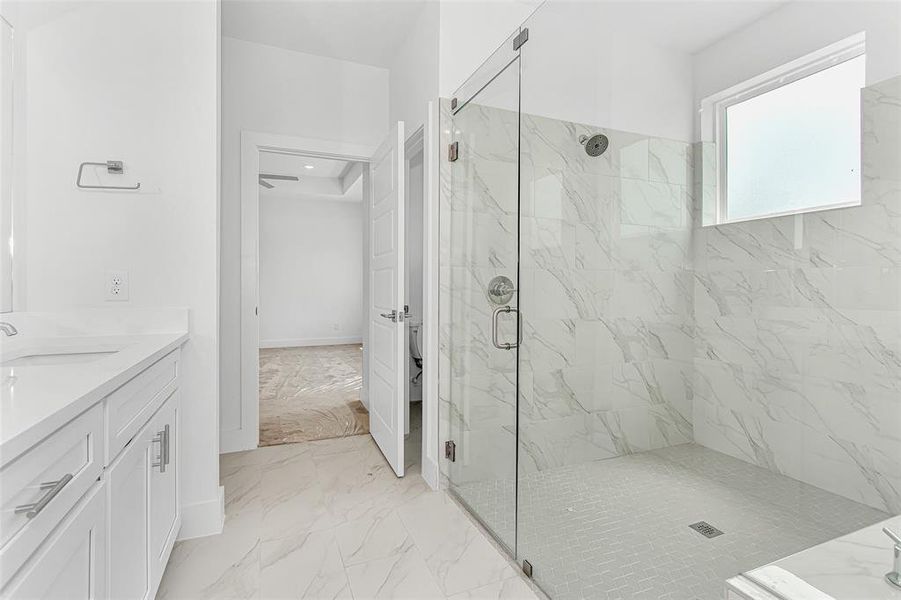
[259,173,299,189]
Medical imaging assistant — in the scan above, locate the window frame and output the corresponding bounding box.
[701,33,866,225]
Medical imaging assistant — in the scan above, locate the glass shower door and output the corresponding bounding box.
[445,38,522,553]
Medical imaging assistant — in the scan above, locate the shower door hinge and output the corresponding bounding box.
[522,560,533,578]
[450,97,458,110]
[448,141,459,162]
[445,440,456,462]
[513,28,529,51]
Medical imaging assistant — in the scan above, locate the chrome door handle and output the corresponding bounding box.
[379,310,405,322]
[491,305,519,350]
[15,474,74,518]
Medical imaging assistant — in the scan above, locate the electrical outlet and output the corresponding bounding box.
[106,270,129,301]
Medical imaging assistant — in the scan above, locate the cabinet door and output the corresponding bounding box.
[148,391,179,591]
[1,482,107,600]
[107,424,151,600]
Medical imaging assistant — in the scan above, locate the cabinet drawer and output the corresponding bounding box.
[0,404,103,583]
[1,480,107,600]
[106,349,179,461]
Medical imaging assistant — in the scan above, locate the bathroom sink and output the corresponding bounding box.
[1,339,129,368]
[2,350,119,367]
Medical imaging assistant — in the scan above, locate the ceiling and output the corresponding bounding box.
[221,0,428,68]
[259,152,362,200]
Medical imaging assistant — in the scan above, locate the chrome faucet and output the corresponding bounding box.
[0,322,17,336]
[884,527,901,589]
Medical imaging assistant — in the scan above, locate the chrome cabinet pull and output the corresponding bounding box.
[491,305,519,350]
[152,425,169,473]
[163,424,171,468]
[14,474,74,518]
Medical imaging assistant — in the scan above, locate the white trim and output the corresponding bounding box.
[699,32,866,226]
[420,101,440,491]
[227,131,376,454]
[260,336,362,349]
[176,486,224,541]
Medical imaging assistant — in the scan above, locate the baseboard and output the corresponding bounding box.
[177,486,225,540]
[260,336,363,349]
[421,453,439,491]
[220,429,258,454]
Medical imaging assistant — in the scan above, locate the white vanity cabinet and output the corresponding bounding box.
[0,347,183,600]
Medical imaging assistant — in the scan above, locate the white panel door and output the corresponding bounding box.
[368,122,405,477]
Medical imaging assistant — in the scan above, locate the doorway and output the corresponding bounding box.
[230,127,438,485]
[257,152,367,446]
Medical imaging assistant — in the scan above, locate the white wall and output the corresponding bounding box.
[693,1,901,107]
[259,193,363,347]
[519,2,694,141]
[220,37,388,439]
[12,1,221,537]
[434,1,694,141]
[388,1,439,135]
[437,0,540,97]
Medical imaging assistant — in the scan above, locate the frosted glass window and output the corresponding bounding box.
[725,54,865,222]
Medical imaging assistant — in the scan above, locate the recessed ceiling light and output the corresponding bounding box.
[304,165,314,169]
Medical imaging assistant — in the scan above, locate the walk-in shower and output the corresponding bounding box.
[439,2,901,599]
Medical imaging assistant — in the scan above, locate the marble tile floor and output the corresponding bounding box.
[158,419,540,600]
[453,443,889,600]
[259,345,368,446]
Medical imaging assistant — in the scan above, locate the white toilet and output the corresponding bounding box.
[408,321,423,397]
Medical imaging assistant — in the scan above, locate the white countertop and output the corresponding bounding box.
[729,514,901,600]
[1,331,188,464]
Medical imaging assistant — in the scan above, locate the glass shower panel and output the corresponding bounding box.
[445,48,521,553]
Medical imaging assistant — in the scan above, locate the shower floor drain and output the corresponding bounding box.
[689,521,724,538]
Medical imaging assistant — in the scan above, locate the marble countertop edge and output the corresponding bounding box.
[0,331,189,465]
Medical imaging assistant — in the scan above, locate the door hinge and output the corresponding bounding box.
[513,28,529,51]
[450,97,458,110]
[522,560,533,578]
[445,440,456,462]
[448,141,459,162]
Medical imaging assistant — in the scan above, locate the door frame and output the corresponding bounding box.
[230,126,441,487]
[420,102,440,490]
[227,131,375,454]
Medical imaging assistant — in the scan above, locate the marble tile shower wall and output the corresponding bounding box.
[691,75,901,514]
[516,114,695,473]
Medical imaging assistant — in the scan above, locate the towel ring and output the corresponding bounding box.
[76,161,141,190]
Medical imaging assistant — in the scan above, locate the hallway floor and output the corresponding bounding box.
[259,344,368,445]
[159,407,538,599]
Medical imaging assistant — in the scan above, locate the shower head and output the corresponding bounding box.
[579,133,609,157]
